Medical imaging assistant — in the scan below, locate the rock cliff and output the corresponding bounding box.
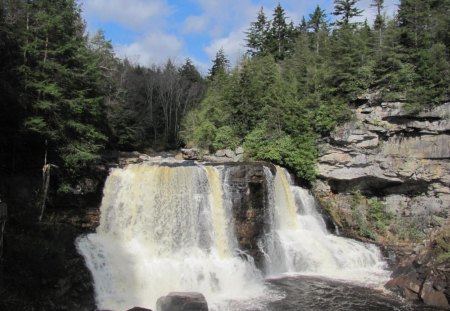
[313,100,450,309]
[314,101,450,229]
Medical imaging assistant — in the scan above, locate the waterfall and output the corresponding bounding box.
[77,162,389,311]
[263,166,389,284]
[77,163,264,311]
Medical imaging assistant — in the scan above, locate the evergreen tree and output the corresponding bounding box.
[267,3,295,61]
[21,0,108,184]
[371,0,385,50]
[208,48,229,80]
[308,5,328,54]
[245,7,270,57]
[298,16,308,34]
[333,0,363,27]
[179,58,202,83]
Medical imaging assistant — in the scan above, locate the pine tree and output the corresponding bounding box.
[245,7,270,57]
[21,0,108,184]
[267,3,295,61]
[179,58,202,83]
[397,0,433,50]
[208,48,229,80]
[308,5,328,54]
[333,0,363,27]
[298,16,308,34]
[371,0,385,50]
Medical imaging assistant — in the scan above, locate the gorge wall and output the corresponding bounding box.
[312,99,450,309]
[314,100,450,231]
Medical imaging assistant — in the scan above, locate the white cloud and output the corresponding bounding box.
[82,0,169,28]
[116,32,183,66]
[204,27,247,66]
[183,15,210,33]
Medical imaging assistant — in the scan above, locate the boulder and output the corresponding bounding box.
[421,280,450,310]
[181,148,201,160]
[156,292,208,311]
[224,149,235,158]
[234,153,244,162]
[236,146,244,155]
[215,149,226,157]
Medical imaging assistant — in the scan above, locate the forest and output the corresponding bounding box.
[0,0,449,188]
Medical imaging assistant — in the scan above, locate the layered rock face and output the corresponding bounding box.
[315,102,450,227]
[313,100,450,309]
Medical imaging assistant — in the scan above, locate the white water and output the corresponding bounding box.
[77,164,265,311]
[77,162,389,311]
[263,167,389,284]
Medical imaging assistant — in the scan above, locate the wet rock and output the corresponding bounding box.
[421,278,450,309]
[223,163,273,269]
[385,227,450,310]
[156,292,208,311]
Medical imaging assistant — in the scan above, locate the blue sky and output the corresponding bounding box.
[79,0,399,73]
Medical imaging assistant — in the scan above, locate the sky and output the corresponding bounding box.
[79,0,399,73]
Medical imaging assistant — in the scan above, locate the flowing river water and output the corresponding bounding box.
[76,162,432,311]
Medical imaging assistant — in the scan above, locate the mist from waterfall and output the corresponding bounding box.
[77,162,389,311]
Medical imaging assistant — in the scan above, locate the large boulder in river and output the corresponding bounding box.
[156,292,208,311]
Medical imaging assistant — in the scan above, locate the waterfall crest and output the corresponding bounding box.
[77,162,389,311]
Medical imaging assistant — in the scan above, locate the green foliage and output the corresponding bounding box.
[396,220,425,242]
[213,126,240,150]
[208,48,229,80]
[333,0,364,27]
[349,190,394,240]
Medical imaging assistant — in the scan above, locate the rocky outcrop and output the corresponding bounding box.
[313,100,450,309]
[181,147,245,162]
[156,292,208,311]
[315,101,450,226]
[221,163,275,270]
[385,228,450,309]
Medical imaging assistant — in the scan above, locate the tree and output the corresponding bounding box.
[267,3,295,61]
[21,0,108,184]
[371,0,385,50]
[245,7,270,57]
[179,58,202,83]
[333,0,363,27]
[308,5,328,54]
[208,48,229,80]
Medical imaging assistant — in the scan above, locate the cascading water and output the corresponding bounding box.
[76,163,265,311]
[77,162,389,311]
[262,166,389,284]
